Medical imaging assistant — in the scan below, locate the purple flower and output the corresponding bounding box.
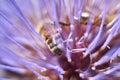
[0,0,120,80]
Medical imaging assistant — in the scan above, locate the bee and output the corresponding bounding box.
[80,11,115,26]
[80,12,90,24]
[36,22,64,56]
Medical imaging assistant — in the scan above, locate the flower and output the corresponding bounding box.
[0,0,120,80]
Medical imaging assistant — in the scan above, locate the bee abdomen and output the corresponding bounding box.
[51,47,63,55]
[46,38,57,48]
[46,38,62,55]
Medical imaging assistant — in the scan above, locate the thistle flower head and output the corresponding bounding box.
[0,0,120,80]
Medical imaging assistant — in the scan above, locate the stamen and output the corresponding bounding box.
[10,0,42,41]
[0,78,13,80]
[93,46,118,66]
[46,64,65,74]
[101,18,120,49]
[74,0,85,20]
[111,48,120,60]
[66,48,72,62]
[85,0,110,56]
[104,64,120,74]
[0,64,26,74]
[71,48,86,53]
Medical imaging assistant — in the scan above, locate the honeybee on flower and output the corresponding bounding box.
[0,0,120,80]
